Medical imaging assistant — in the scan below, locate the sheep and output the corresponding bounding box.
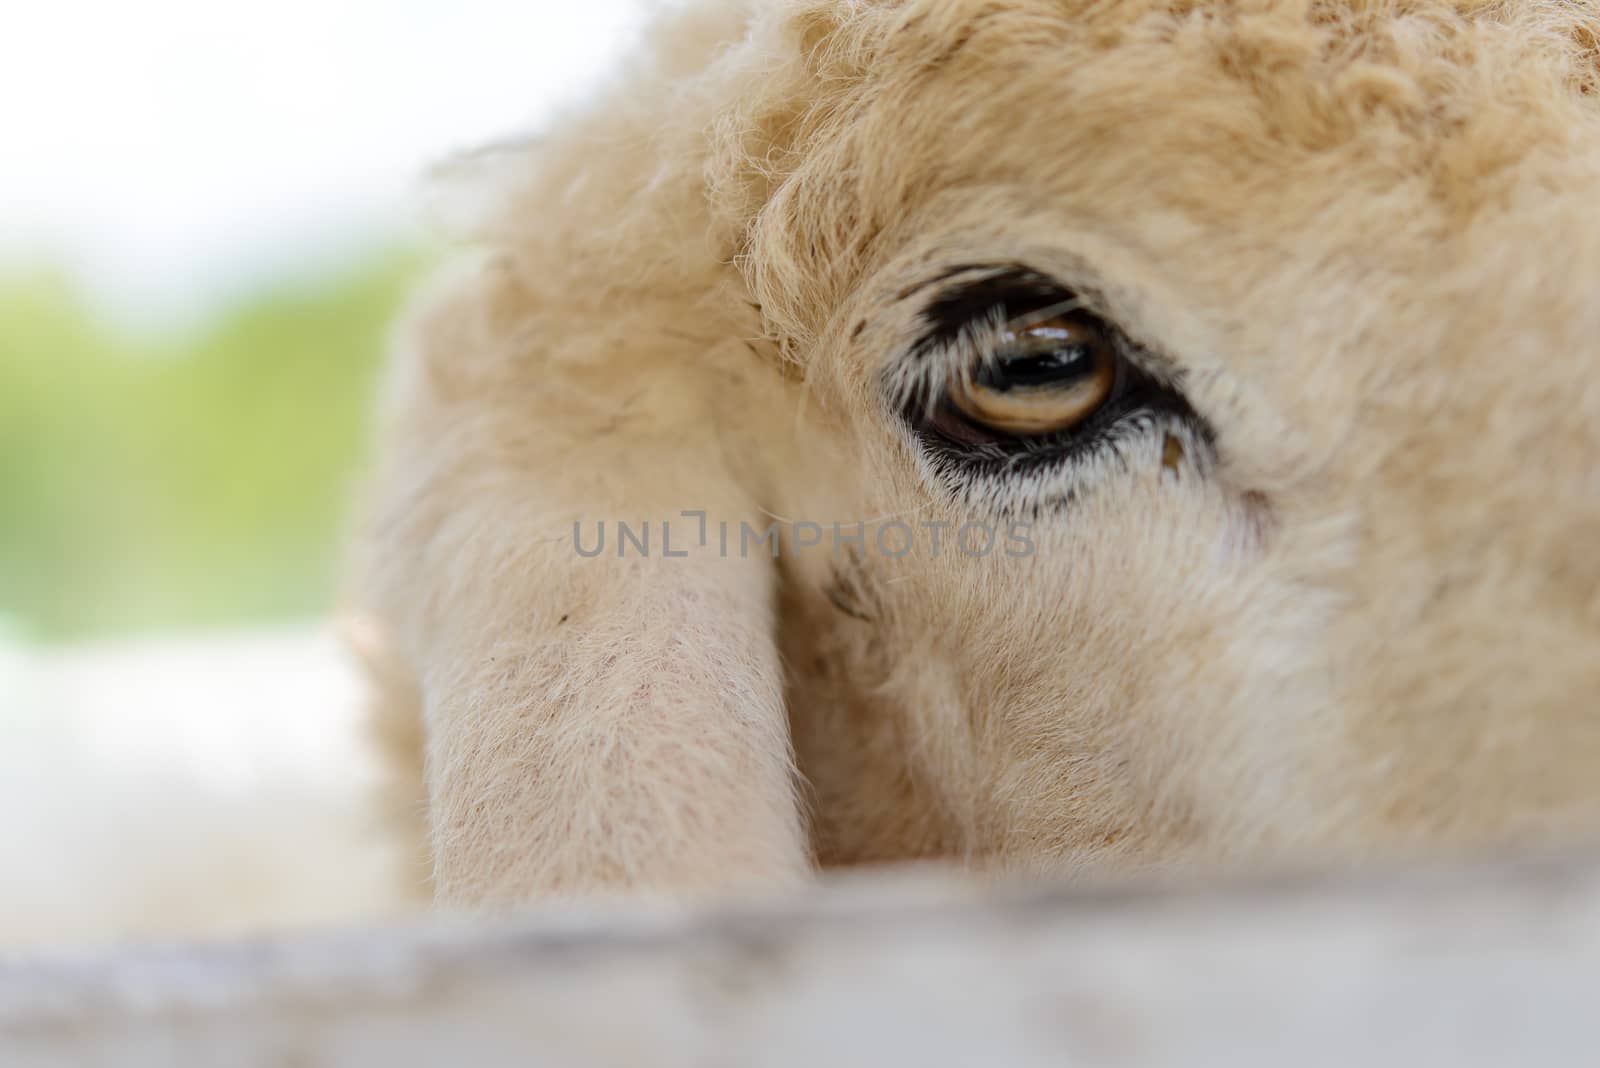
[352,0,1600,909]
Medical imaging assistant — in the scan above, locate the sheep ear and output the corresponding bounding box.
[356,261,810,904]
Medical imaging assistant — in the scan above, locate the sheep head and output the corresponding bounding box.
[360,0,1600,900]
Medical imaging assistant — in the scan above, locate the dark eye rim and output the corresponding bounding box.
[893,264,1210,478]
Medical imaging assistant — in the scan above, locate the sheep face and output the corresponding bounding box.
[364,0,1600,900]
[726,0,1600,874]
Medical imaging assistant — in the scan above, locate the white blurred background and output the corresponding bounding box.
[1,0,646,324]
[0,0,649,948]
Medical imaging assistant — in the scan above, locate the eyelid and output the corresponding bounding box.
[894,262,1184,385]
[905,266,1088,359]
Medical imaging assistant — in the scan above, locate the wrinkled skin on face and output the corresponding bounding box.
[357,0,1600,903]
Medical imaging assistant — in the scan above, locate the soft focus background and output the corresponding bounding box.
[0,0,649,945]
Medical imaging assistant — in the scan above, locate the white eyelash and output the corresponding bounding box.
[914,413,1212,518]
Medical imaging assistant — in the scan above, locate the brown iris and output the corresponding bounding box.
[945,313,1119,437]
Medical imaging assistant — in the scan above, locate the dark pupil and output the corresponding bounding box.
[974,340,1099,392]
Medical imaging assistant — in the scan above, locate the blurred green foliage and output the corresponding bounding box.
[0,250,426,640]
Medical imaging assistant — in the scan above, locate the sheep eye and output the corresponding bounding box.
[943,313,1119,438]
[900,266,1204,477]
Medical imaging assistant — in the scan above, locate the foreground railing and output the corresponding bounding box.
[4,851,1598,1067]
